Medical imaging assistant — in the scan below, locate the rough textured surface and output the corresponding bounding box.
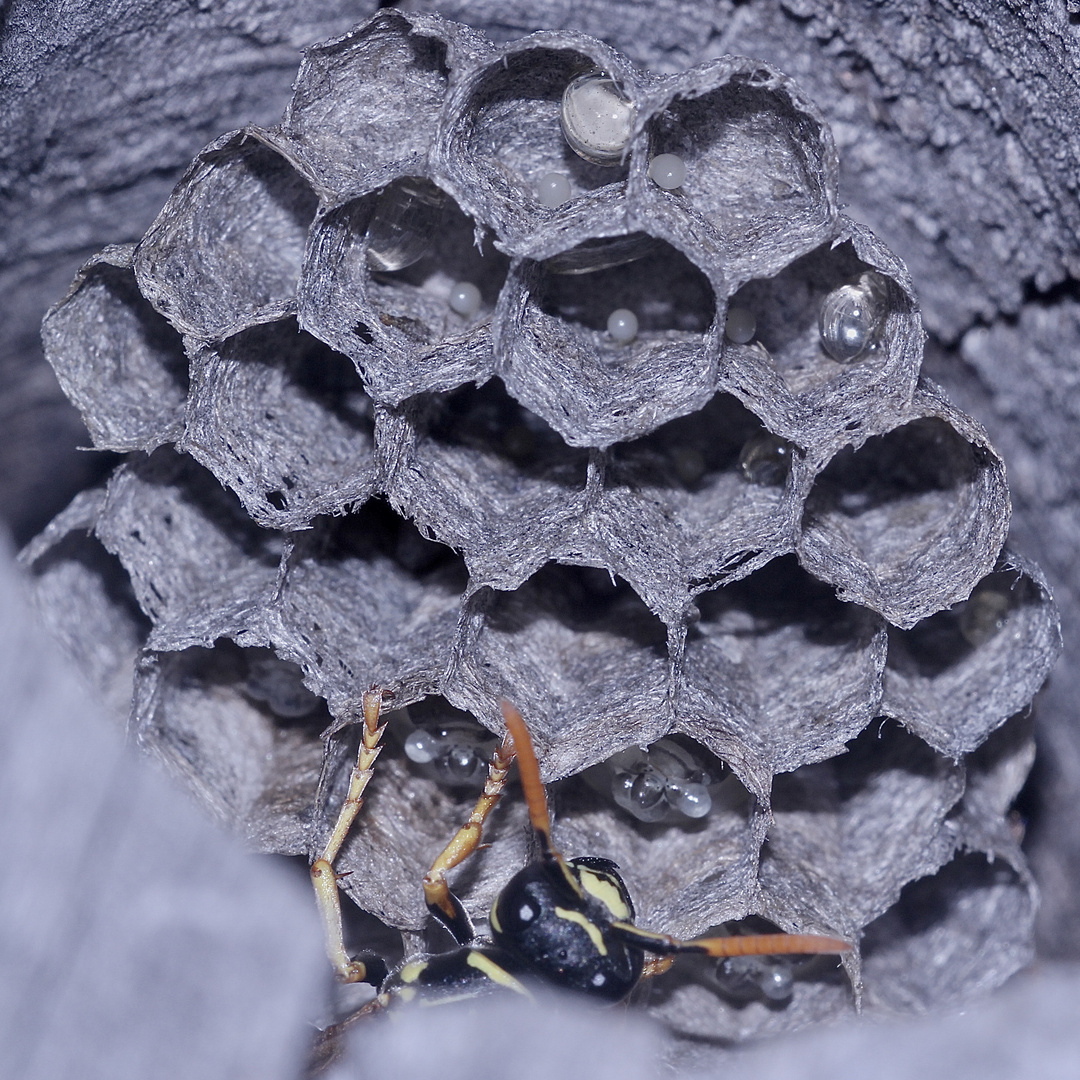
[3,0,1079,1071]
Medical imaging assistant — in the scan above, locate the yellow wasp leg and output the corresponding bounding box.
[310,686,389,982]
[422,731,515,941]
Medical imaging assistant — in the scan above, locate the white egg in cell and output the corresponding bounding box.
[537,171,572,208]
[607,307,638,343]
[648,153,687,190]
[449,281,481,317]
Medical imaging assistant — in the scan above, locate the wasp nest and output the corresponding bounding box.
[24,9,1061,1051]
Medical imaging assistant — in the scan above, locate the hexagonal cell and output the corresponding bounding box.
[276,503,468,715]
[631,57,838,287]
[93,449,283,651]
[183,317,377,530]
[949,712,1035,862]
[552,756,762,937]
[721,225,920,434]
[20,487,149,724]
[798,390,1010,629]
[496,237,720,448]
[42,245,188,452]
[679,556,887,788]
[598,393,801,621]
[134,127,319,341]
[300,179,510,404]
[131,639,329,852]
[281,11,475,199]
[882,554,1060,756]
[384,377,592,591]
[756,723,964,943]
[435,32,643,252]
[314,697,531,931]
[860,851,1036,1013]
[446,562,672,780]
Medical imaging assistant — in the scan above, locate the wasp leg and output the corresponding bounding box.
[311,686,389,983]
[640,956,676,979]
[610,920,851,959]
[422,730,516,944]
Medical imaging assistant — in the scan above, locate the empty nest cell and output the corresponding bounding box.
[300,178,510,403]
[42,245,188,453]
[757,722,965,941]
[93,449,282,650]
[860,851,1036,1013]
[799,397,1010,628]
[496,237,719,448]
[599,392,800,616]
[19,488,149,724]
[134,127,318,342]
[385,378,592,591]
[183,318,377,530]
[447,562,672,780]
[132,640,329,851]
[882,554,1061,756]
[634,58,838,285]
[276,504,467,714]
[680,556,887,790]
[281,10,458,199]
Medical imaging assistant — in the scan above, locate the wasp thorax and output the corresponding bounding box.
[561,72,635,166]
[365,178,447,272]
[818,271,890,363]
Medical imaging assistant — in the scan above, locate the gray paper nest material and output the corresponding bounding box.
[24,5,1062,1054]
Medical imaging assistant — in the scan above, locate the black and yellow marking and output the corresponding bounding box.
[325,696,851,1014]
[381,947,528,1004]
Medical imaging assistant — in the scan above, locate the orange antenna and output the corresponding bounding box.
[500,700,553,846]
[687,932,851,959]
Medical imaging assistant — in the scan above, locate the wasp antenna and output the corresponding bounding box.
[686,932,851,959]
[500,700,554,849]
[609,921,850,959]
